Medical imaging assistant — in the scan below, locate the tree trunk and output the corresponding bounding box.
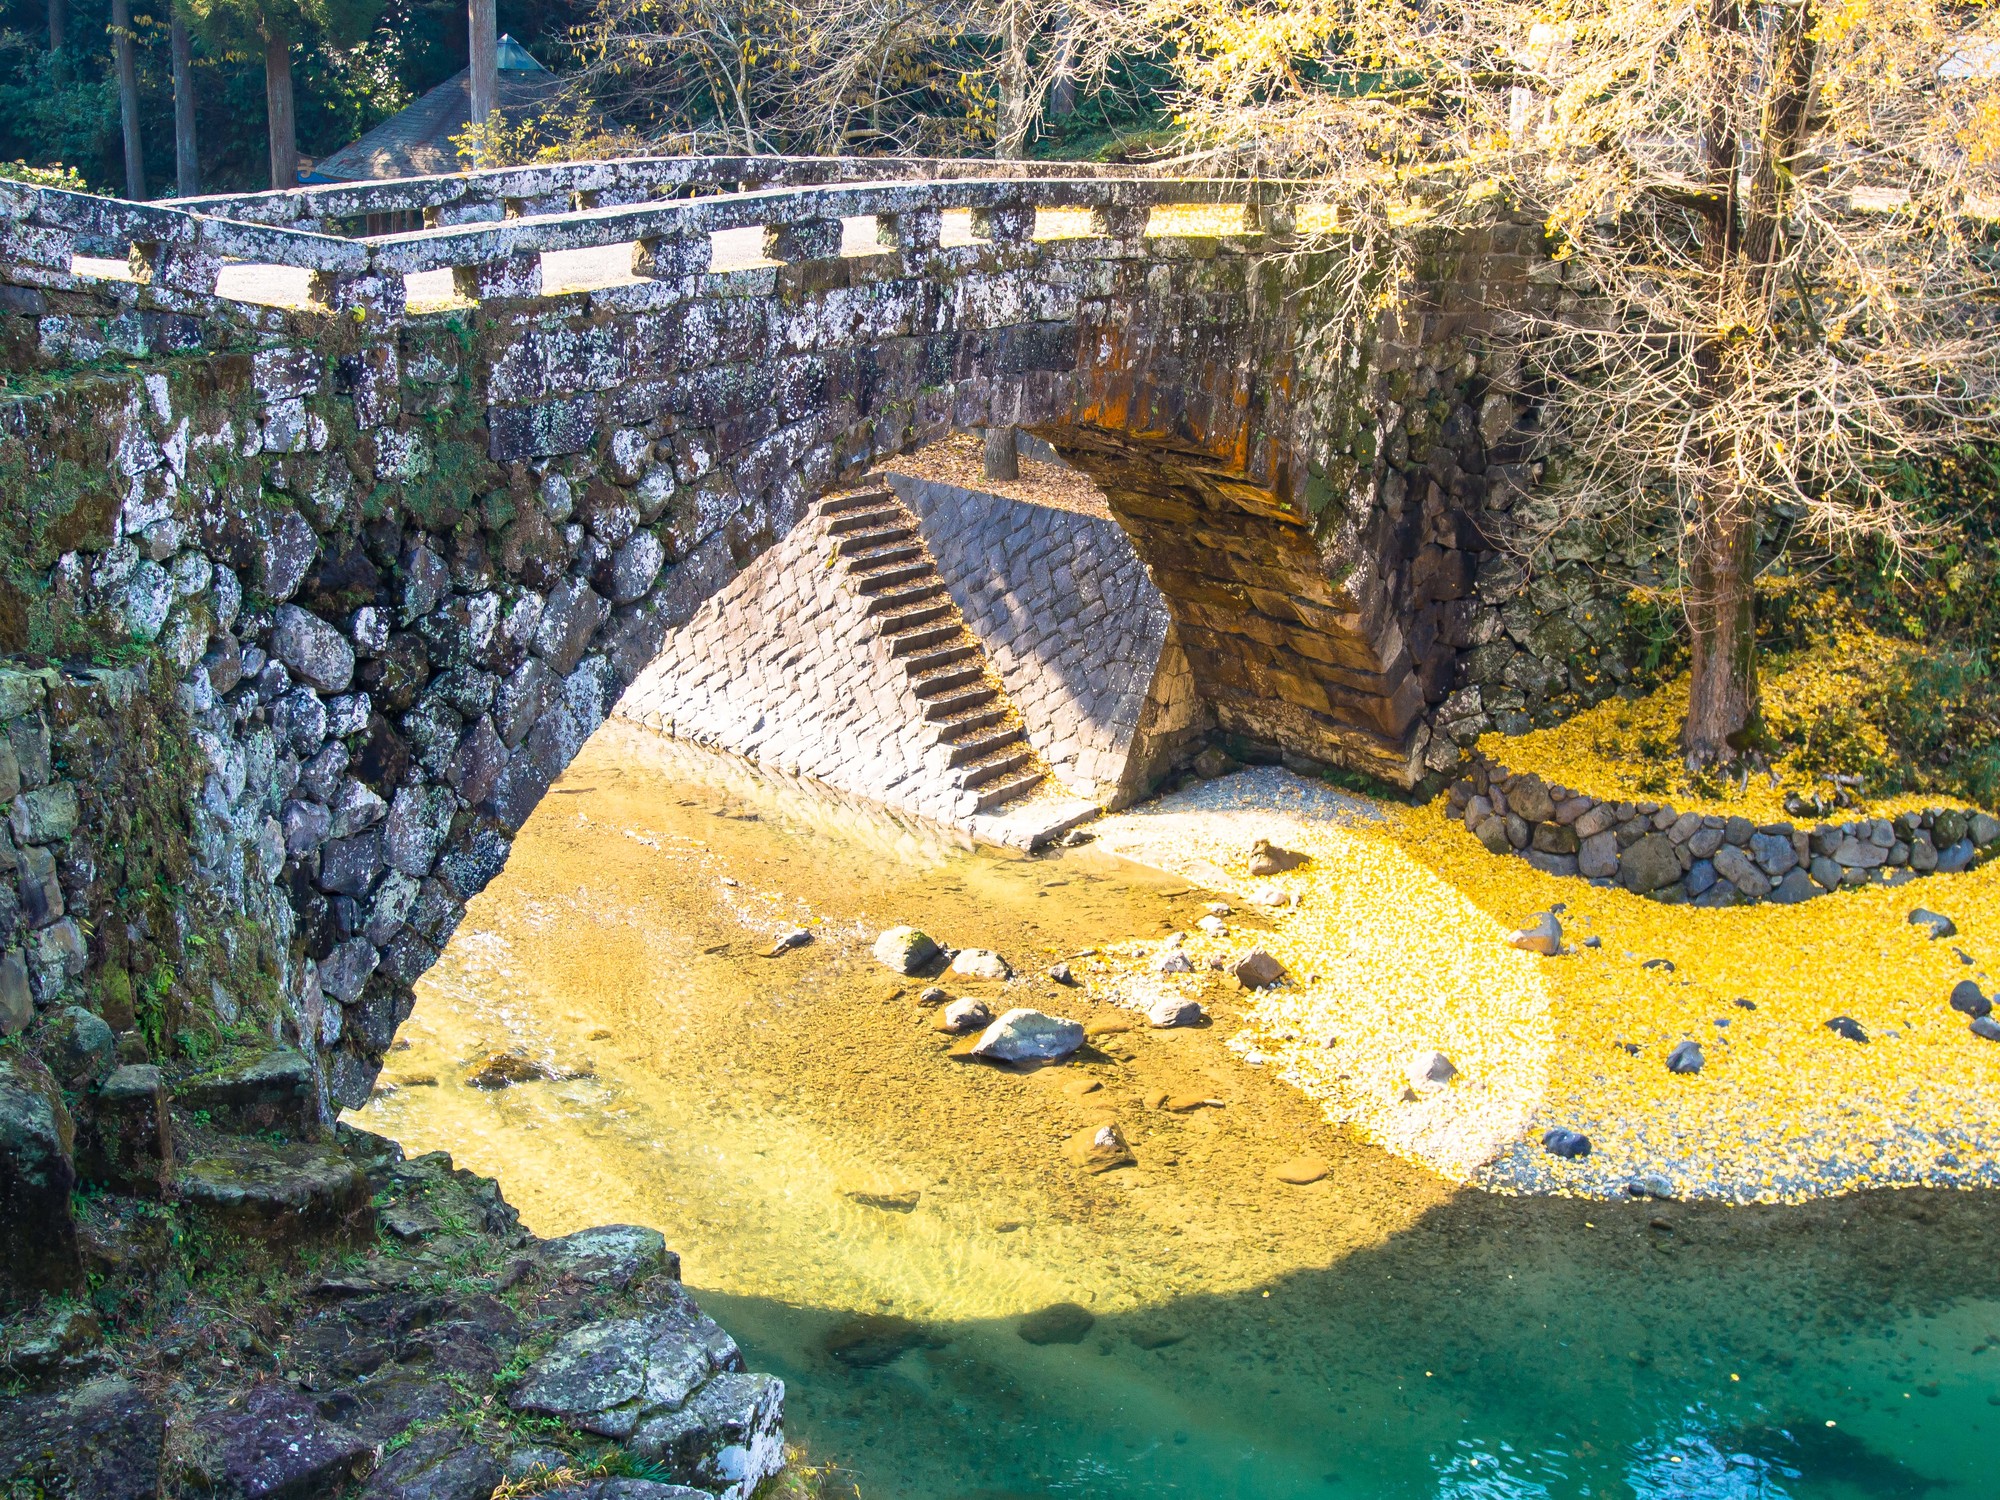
[264,31,296,189]
[983,426,1019,482]
[171,12,199,197]
[467,0,497,151]
[995,0,1035,159]
[110,0,144,198]
[1049,27,1076,118]
[1681,495,1759,766]
[49,0,64,52]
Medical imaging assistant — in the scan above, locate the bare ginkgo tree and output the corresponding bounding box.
[570,0,1138,157]
[1163,0,2000,766]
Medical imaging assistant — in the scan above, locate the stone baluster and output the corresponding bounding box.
[875,208,942,253]
[310,266,408,321]
[632,233,712,279]
[453,251,543,301]
[128,237,222,295]
[971,201,1035,246]
[761,218,843,263]
[1089,204,1151,248]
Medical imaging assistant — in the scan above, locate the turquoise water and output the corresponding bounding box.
[708,1188,1999,1499]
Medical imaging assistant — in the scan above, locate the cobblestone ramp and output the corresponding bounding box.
[616,490,1097,846]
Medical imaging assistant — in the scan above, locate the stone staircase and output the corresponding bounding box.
[820,489,1047,816]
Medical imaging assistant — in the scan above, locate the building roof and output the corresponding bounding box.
[309,36,568,184]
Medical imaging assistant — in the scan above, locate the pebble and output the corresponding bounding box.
[873,926,939,975]
[1062,1077,1102,1097]
[1909,908,1958,940]
[1542,1127,1592,1159]
[762,927,812,957]
[917,986,949,1007]
[1205,903,1232,917]
[1154,950,1195,975]
[1949,980,1990,1018]
[1196,915,1228,937]
[1146,995,1204,1029]
[1064,1124,1136,1175]
[1625,1174,1676,1200]
[1232,949,1287,988]
[1973,1017,2000,1042]
[949,948,1012,981]
[1824,1016,1870,1044]
[1084,1015,1132,1037]
[1665,1040,1705,1075]
[1162,1095,1223,1113]
[465,1051,556,1089]
[1407,1050,1457,1087]
[1508,911,1562,956]
[1047,963,1076,985]
[937,998,993,1035]
[1273,1155,1330,1185]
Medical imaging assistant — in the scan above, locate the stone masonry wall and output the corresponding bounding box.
[886,472,1207,806]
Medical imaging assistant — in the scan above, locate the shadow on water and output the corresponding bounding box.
[701,1183,1999,1500]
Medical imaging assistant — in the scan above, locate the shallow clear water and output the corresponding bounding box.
[351,722,2000,1500]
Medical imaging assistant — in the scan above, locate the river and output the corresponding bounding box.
[349,720,2000,1499]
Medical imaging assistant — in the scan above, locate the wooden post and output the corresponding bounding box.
[983,427,1019,482]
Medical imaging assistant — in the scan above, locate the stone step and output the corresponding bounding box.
[973,768,1046,812]
[863,580,949,616]
[898,640,980,676]
[825,506,907,537]
[844,539,926,570]
[957,743,1035,788]
[935,703,1011,740]
[912,660,988,704]
[819,489,896,517]
[875,597,956,634]
[922,684,999,721]
[850,559,936,595]
[834,522,917,555]
[884,620,964,657]
[945,723,1026,766]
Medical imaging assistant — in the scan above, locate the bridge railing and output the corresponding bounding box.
[1,156,1286,324]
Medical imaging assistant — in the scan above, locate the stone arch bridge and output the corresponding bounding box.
[0,156,1548,1105]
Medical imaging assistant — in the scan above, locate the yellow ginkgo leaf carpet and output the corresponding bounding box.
[1089,767,2000,1203]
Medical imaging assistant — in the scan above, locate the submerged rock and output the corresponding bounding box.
[466,1050,557,1089]
[820,1314,946,1368]
[872,927,939,975]
[970,1009,1085,1063]
[936,998,992,1035]
[1273,1155,1330,1185]
[1066,1123,1136,1174]
[1017,1302,1096,1345]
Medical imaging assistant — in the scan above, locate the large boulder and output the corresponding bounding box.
[0,1050,82,1298]
[1619,834,1683,894]
[181,1382,374,1500]
[0,1375,165,1500]
[969,1009,1085,1063]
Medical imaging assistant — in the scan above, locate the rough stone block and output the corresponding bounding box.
[75,1063,172,1196]
[177,1049,317,1137]
[0,1051,82,1296]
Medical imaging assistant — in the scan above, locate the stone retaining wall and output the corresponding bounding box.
[1449,758,2000,905]
[886,472,1206,806]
